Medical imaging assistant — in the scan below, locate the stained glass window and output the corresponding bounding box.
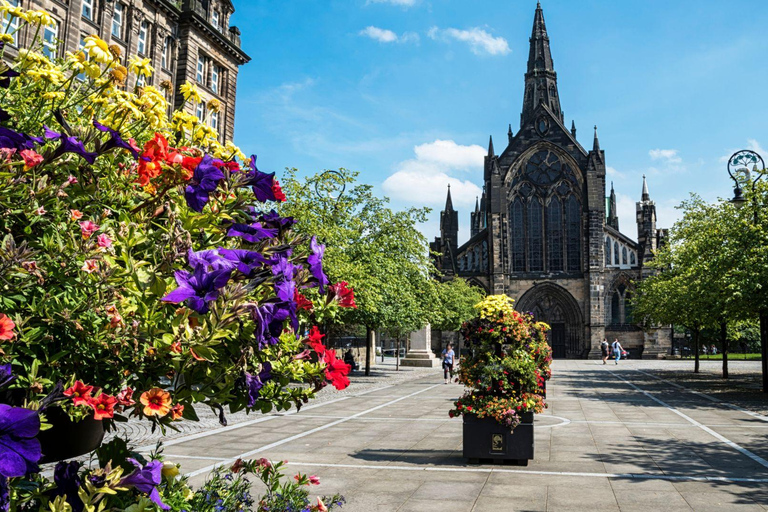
[528,200,543,272]
[611,292,621,324]
[605,237,611,266]
[614,241,620,265]
[630,252,636,265]
[511,199,525,272]
[622,246,628,265]
[547,197,563,271]
[567,196,581,272]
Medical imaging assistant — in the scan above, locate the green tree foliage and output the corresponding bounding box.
[432,278,486,332]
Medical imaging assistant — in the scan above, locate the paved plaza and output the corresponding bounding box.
[138,360,768,511]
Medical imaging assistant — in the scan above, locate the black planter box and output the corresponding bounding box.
[38,407,105,463]
[463,412,534,465]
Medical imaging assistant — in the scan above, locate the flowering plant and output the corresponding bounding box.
[449,295,550,431]
[0,4,350,440]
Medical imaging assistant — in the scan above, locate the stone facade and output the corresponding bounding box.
[5,0,249,141]
[430,4,672,359]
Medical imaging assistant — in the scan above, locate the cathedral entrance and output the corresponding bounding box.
[516,283,584,359]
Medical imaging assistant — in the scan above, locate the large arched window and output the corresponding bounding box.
[528,200,543,271]
[605,237,611,265]
[566,195,581,272]
[610,283,635,325]
[622,247,628,265]
[613,241,620,265]
[510,199,525,272]
[611,292,621,325]
[547,197,563,271]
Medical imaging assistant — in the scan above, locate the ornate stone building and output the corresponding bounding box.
[431,3,672,359]
[4,0,250,141]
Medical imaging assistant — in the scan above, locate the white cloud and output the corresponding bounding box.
[366,0,417,6]
[748,139,766,157]
[606,166,625,180]
[649,149,682,164]
[359,26,419,44]
[382,139,485,208]
[428,26,511,56]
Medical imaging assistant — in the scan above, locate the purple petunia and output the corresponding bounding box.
[251,302,294,348]
[184,155,225,212]
[241,155,278,202]
[245,362,272,407]
[43,126,97,164]
[0,404,41,479]
[308,236,330,294]
[0,364,14,390]
[162,264,232,314]
[0,475,8,512]
[218,248,268,276]
[226,222,278,244]
[93,120,139,158]
[120,459,170,510]
[0,67,19,89]
[0,126,43,151]
[187,248,235,271]
[256,209,296,230]
[50,461,83,512]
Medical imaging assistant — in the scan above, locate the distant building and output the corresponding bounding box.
[4,0,250,141]
[431,3,671,359]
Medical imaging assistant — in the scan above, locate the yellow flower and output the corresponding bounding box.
[84,35,112,64]
[27,68,65,86]
[172,110,198,132]
[161,462,180,480]
[26,9,54,26]
[128,56,154,77]
[4,4,27,21]
[0,34,13,45]
[179,81,201,104]
[42,91,65,101]
[83,61,101,79]
[207,98,221,112]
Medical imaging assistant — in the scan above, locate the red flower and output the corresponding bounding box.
[295,290,313,311]
[323,349,351,390]
[0,313,15,340]
[116,387,135,407]
[272,179,286,202]
[306,326,327,357]
[308,474,320,485]
[88,393,118,420]
[181,156,203,175]
[64,380,94,406]
[328,281,356,308]
[137,133,169,186]
[170,341,182,354]
[20,149,43,169]
[170,403,184,420]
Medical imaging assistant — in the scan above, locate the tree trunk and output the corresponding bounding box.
[721,321,729,379]
[365,326,373,376]
[693,328,700,374]
[396,336,400,371]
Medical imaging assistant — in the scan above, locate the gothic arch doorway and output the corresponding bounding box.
[516,283,584,359]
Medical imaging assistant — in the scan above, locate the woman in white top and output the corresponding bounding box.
[612,339,623,365]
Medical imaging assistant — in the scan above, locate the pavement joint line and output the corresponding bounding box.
[604,368,768,470]
[161,454,228,461]
[135,382,396,453]
[281,461,768,484]
[183,382,444,478]
[569,419,768,428]
[633,368,768,423]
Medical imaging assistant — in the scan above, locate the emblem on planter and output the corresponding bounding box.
[491,433,504,453]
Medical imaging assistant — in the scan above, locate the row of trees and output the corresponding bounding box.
[279,168,484,374]
[634,180,768,384]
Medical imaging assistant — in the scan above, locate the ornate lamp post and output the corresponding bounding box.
[726,150,767,393]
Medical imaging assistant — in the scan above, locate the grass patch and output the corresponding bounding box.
[683,353,762,361]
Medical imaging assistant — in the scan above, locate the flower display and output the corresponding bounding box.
[140,388,173,418]
[63,381,94,407]
[449,295,551,431]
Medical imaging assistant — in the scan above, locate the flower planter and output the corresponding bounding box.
[38,407,105,463]
[463,412,534,466]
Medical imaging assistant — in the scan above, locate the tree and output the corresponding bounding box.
[278,168,437,374]
[432,278,486,332]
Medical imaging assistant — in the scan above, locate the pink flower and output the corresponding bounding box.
[316,498,328,512]
[66,175,78,185]
[116,387,135,407]
[19,149,43,169]
[81,259,99,273]
[79,220,99,239]
[308,475,320,485]
[0,148,16,162]
[35,206,46,215]
[96,234,112,249]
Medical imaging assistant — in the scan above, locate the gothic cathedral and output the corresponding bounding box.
[431,3,672,359]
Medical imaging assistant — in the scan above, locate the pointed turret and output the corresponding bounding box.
[444,183,454,212]
[521,2,562,127]
[571,120,576,138]
[641,174,650,201]
[487,135,495,157]
[607,181,619,230]
[474,196,479,212]
[508,124,514,143]
[593,125,600,152]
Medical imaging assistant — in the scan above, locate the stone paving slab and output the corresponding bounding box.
[137,360,768,510]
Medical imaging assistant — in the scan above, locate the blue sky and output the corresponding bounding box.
[231,0,768,244]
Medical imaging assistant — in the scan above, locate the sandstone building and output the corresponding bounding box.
[431,3,672,359]
[4,0,250,141]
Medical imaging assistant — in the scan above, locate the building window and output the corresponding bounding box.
[210,110,219,131]
[622,246,628,265]
[42,21,59,59]
[212,9,221,30]
[630,252,636,265]
[137,21,149,55]
[161,37,170,69]
[547,196,563,272]
[196,55,205,83]
[566,195,581,272]
[195,101,205,121]
[211,65,220,94]
[82,0,94,21]
[605,237,611,266]
[528,200,543,272]
[111,3,124,39]
[510,199,525,272]
[611,292,621,325]
[613,241,619,266]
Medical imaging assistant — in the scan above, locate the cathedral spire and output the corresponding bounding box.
[508,124,514,142]
[593,125,600,152]
[521,2,561,127]
[445,184,454,211]
[641,175,650,201]
[571,120,576,137]
[474,196,479,212]
[487,135,495,157]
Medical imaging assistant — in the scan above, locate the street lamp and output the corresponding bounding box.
[726,149,767,393]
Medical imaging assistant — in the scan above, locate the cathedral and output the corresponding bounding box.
[431,3,672,359]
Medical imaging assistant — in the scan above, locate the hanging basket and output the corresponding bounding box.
[38,407,105,463]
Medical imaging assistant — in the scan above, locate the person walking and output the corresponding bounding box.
[612,338,623,365]
[601,338,610,365]
[441,343,455,384]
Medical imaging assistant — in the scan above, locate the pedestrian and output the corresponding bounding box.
[703,345,708,355]
[441,343,455,384]
[711,344,717,355]
[612,338,623,365]
[601,338,610,365]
